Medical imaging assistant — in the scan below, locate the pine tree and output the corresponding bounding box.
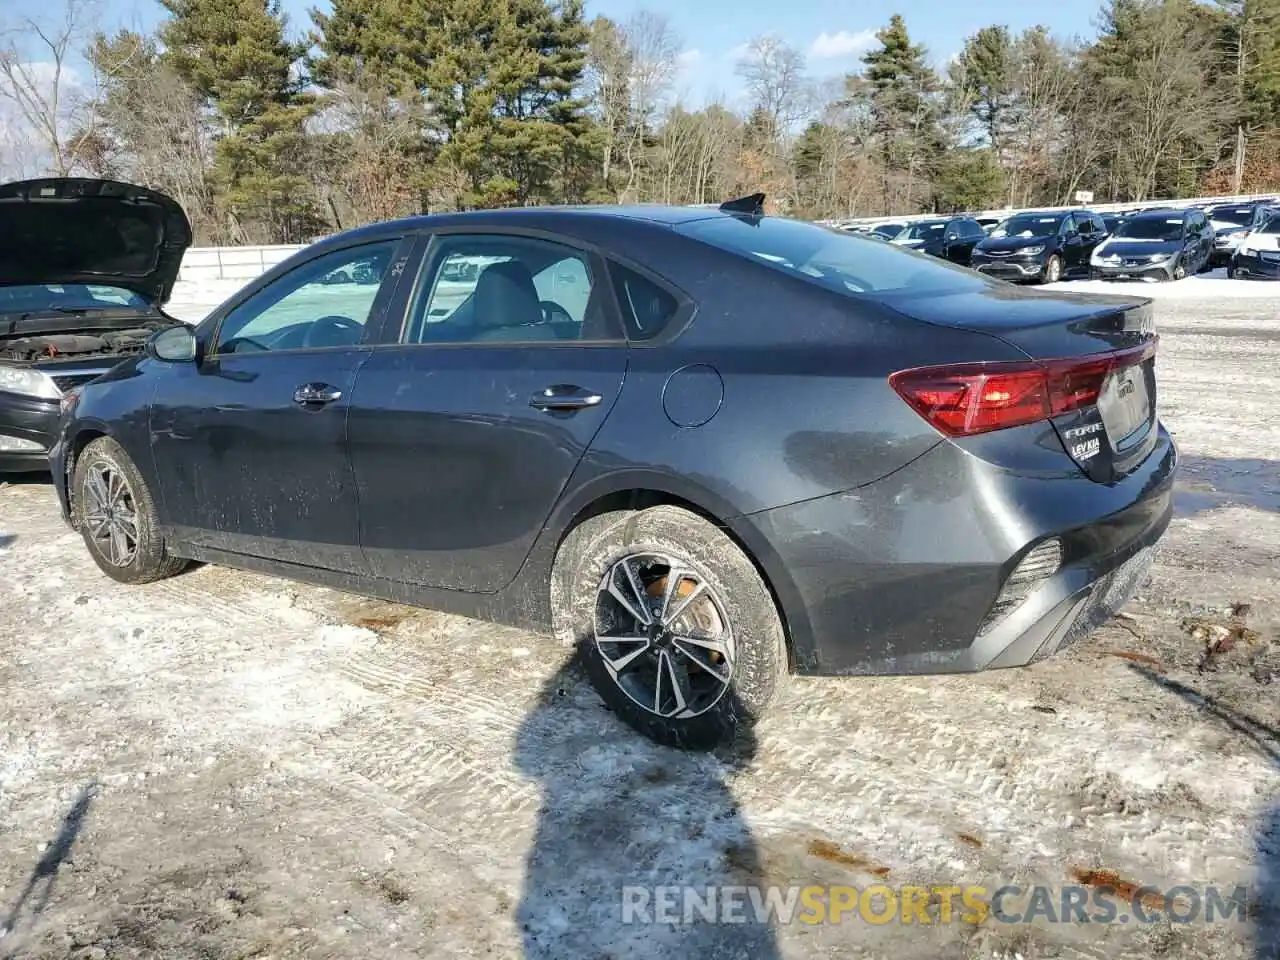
[859,15,941,212]
[160,0,320,242]
[955,26,1014,154]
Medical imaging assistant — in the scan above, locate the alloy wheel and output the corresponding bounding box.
[83,461,139,567]
[594,553,735,719]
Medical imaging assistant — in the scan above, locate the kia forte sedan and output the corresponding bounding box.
[53,194,1176,748]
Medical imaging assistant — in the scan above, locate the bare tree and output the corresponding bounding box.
[82,29,218,239]
[0,0,95,177]
[1117,6,1225,200]
[619,11,680,200]
[735,34,809,139]
[584,17,633,196]
[317,78,430,226]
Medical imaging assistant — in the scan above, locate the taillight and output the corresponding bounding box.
[890,338,1157,438]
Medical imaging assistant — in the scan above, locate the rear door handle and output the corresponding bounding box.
[293,382,343,406]
[529,385,603,411]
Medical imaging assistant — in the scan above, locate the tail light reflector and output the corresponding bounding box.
[889,338,1157,437]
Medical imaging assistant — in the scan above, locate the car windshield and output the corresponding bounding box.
[1207,206,1254,226]
[677,216,992,298]
[990,214,1064,238]
[1102,216,1124,231]
[0,283,150,314]
[1258,214,1280,234]
[897,221,946,241]
[872,223,905,238]
[1111,217,1184,241]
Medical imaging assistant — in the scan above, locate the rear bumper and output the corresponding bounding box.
[0,390,59,474]
[734,424,1176,676]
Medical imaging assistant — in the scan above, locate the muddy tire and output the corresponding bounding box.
[72,436,188,584]
[552,505,787,749]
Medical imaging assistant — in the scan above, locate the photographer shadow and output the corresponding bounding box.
[513,657,782,959]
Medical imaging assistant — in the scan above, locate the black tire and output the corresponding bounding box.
[551,505,787,749]
[1041,255,1063,284]
[1172,261,1187,281]
[72,436,188,584]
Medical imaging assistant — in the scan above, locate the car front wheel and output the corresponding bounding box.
[73,436,188,584]
[552,505,788,749]
[1042,255,1063,284]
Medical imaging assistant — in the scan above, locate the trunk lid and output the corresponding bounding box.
[883,287,1159,483]
[0,178,192,305]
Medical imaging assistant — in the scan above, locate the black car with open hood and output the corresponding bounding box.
[0,178,192,473]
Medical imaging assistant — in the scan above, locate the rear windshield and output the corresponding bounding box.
[871,223,905,237]
[1111,217,1184,241]
[1207,206,1254,226]
[990,214,1064,238]
[1259,215,1280,234]
[0,283,150,313]
[677,216,991,297]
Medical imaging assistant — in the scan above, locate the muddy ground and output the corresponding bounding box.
[1,290,1277,959]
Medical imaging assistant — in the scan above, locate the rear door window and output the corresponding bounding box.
[609,263,682,341]
[676,216,993,298]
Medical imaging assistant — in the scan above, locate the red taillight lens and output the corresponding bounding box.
[890,338,1157,438]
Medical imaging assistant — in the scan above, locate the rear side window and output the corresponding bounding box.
[609,263,680,341]
[677,216,992,298]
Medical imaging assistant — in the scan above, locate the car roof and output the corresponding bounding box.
[311,203,730,249]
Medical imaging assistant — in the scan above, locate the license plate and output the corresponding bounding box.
[1097,363,1151,447]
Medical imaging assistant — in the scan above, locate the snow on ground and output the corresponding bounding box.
[1,288,1278,959]
[1048,267,1280,300]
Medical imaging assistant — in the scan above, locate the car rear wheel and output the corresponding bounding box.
[1042,255,1063,284]
[551,505,787,749]
[73,436,188,584]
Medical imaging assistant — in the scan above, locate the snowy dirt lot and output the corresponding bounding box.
[1,276,1279,960]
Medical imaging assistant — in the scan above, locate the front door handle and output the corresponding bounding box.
[293,382,343,406]
[529,385,603,411]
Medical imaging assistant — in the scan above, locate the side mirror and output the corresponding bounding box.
[147,324,198,363]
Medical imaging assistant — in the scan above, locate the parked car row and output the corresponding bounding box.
[839,195,1280,282]
[2,179,1175,749]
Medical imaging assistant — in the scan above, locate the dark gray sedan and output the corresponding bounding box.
[52,194,1175,748]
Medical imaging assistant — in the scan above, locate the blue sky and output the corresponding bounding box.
[15,0,1105,107]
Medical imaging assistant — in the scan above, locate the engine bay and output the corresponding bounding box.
[0,319,175,364]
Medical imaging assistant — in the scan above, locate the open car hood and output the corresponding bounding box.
[0,178,192,305]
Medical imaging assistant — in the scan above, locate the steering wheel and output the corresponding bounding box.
[304,314,363,348]
[540,301,574,324]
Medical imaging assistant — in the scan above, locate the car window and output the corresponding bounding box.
[944,222,960,240]
[677,216,993,298]
[214,242,396,354]
[1061,215,1079,236]
[990,214,1065,238]
[405,235,609,344]
[1077,216,1096,236]
[961,220,984,238]
[609,263,681,341]
[899,221,947,241]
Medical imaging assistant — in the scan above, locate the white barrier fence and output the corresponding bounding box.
[178,244,307,283]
